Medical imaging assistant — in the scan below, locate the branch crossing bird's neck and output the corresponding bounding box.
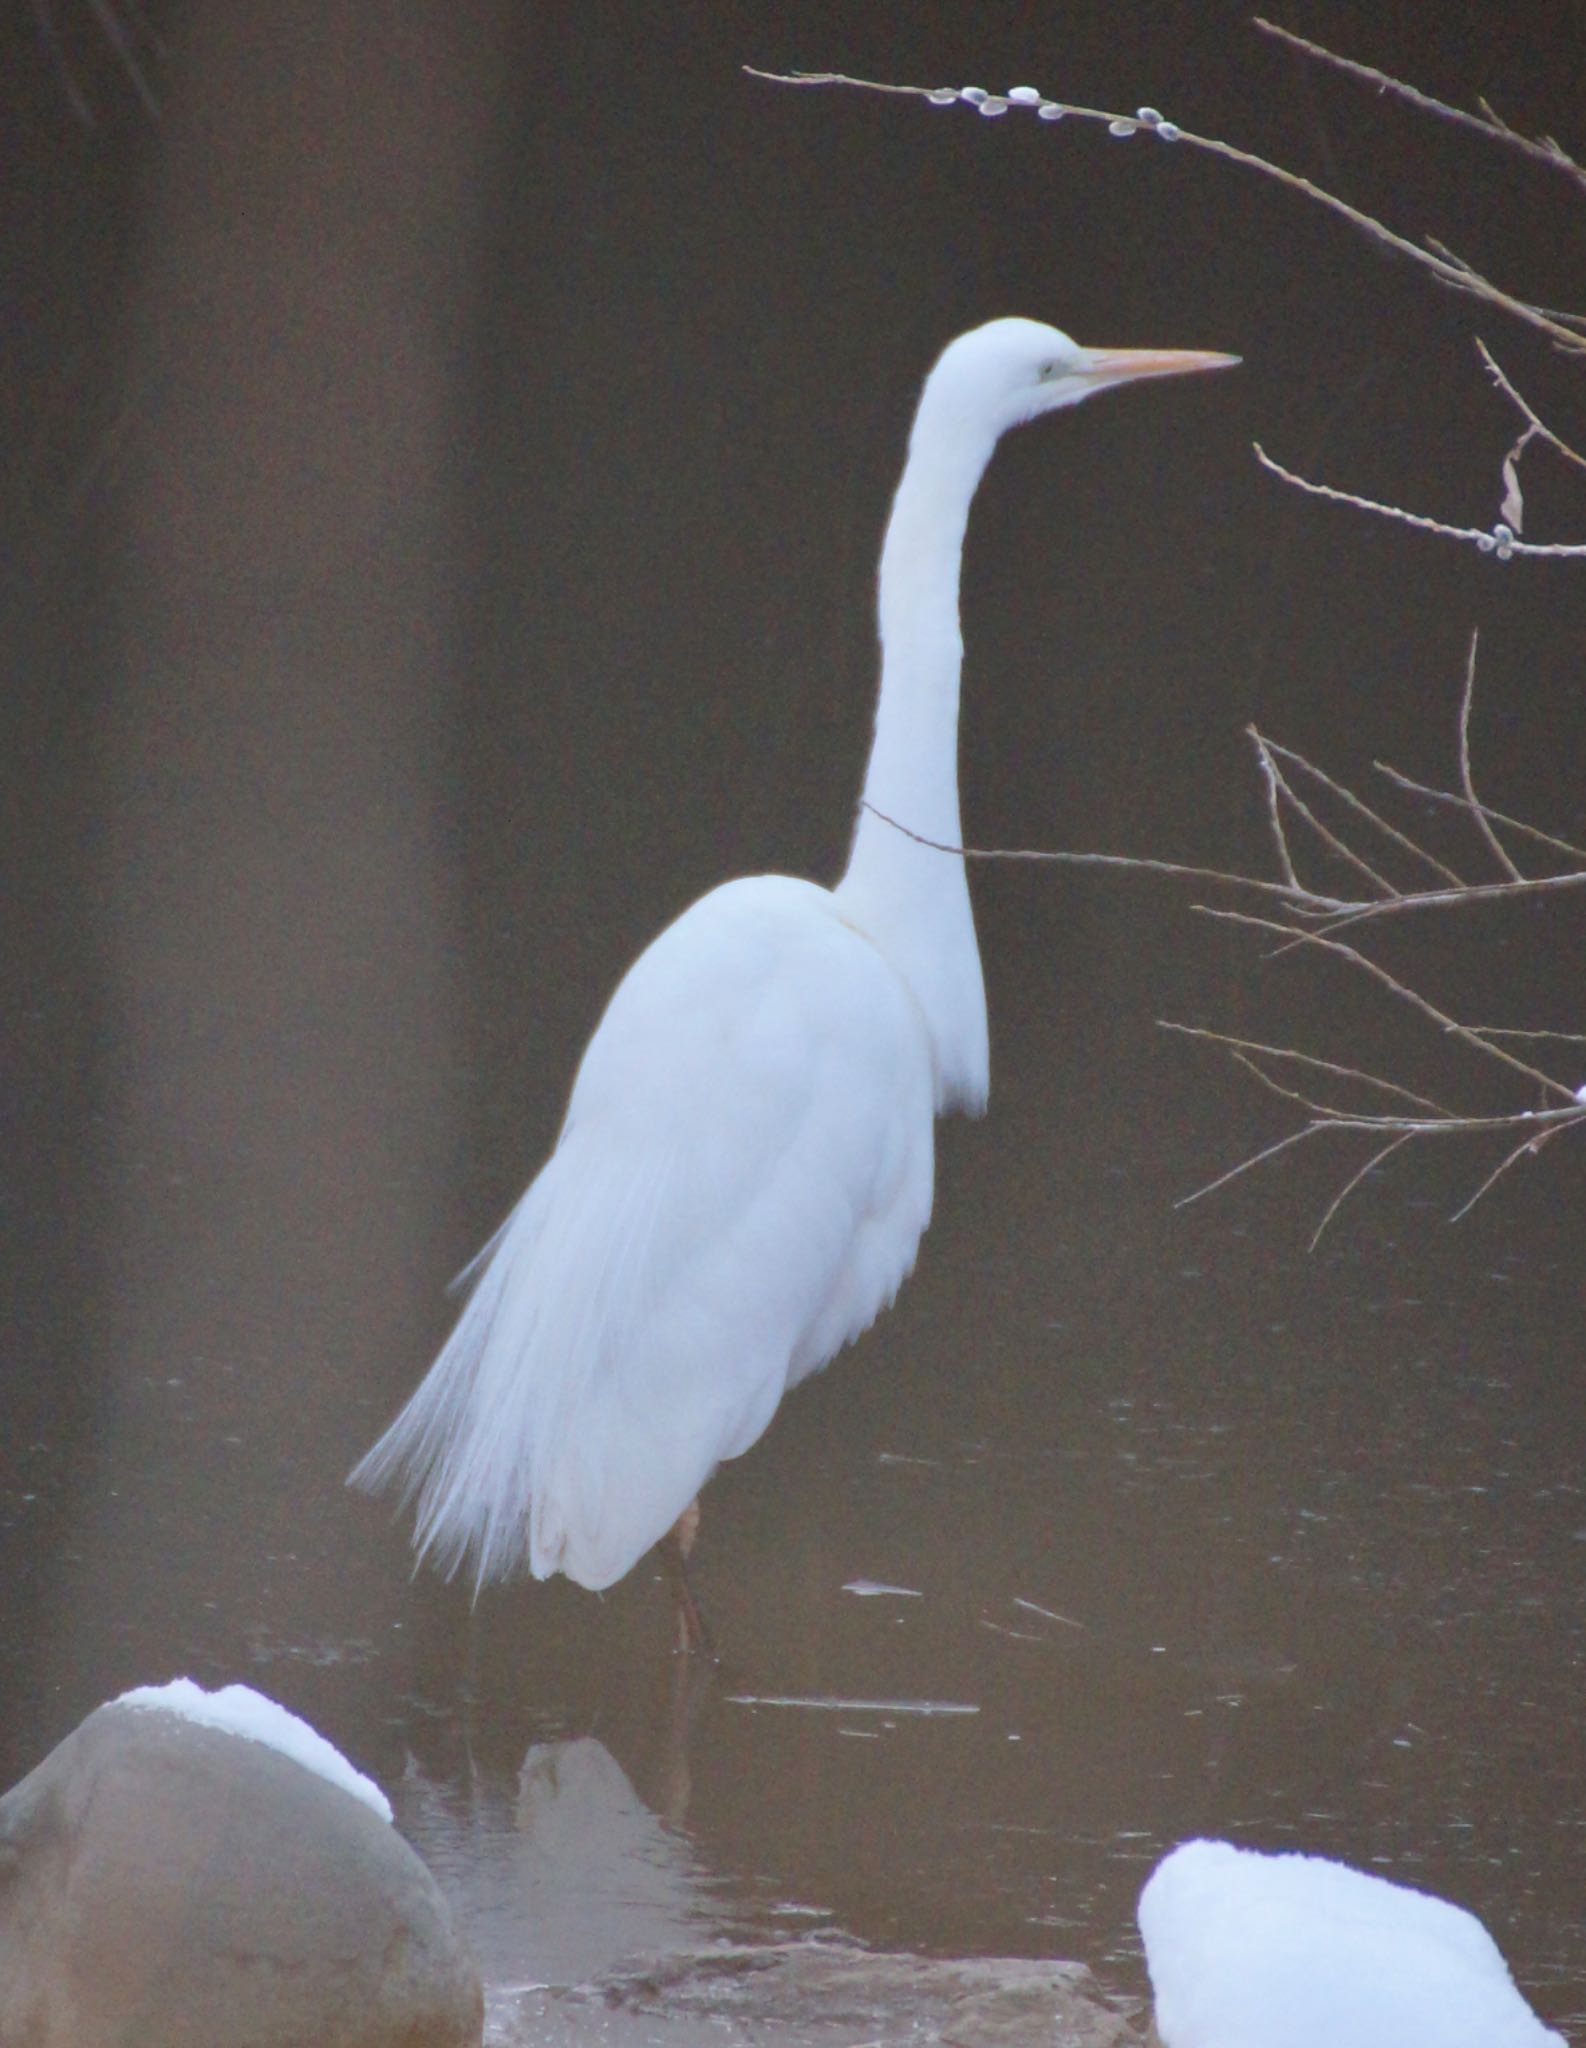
[835,407,995,1115]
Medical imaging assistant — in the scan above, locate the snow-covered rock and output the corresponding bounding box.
[114,1676,393,1819]
[0,1680,482,2048]
[1139,1837,1564,2048]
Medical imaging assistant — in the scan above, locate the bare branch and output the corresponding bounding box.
[1252,443,1586,557]
[1477,340,1586,474]
[858,803,1347,908]
[866,807,1586,928]
[1447,1127,1555,1221]
[1456,632,1524,880]
[1469,1025,1586,1044]
[1370,764,1586,863]
[1155,660,1586,1234]
[1253,735,1401,897]
[1257,731,1466,888]
[1172,1062,1585,1232]
[1173,1125,1324,1209]
[866,626,1586,990]
[1423,237,1586,337]
[744,68,1586,354]
[750,46,1586,586]
[1190,904,1578,1099]
[1157,1023,1454,1116]
[1251,734,1301,890]
[1218,1045,1350,1120]
[1307,1132,1418,1249]
[1292,879,1586,953]
[1252,17,1586,196]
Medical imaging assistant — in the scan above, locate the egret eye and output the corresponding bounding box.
[1038,359,1058,380]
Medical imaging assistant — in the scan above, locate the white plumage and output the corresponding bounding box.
[350,319,1236,1605]
[368,877,933,1590]
[1139,1838,1565,2048]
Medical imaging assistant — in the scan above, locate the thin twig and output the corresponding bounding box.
[1254,737,1401,897]
[860,601,1586,1233]
[1523,300,1586,335]
[1286,872,1586,951]
[1252,17,1586,196]
[1456,631,1523,880]
[1218,1048,1444,1133]
[1448,1119,1572,1222]
[1177,1101,1583,1219]
[1220,1045,1370,1125]
[1174,1125,1323,1208]
[1370,766,1586,863]
[864,804,1586,926]
[1170,1037,1576,1139]
[1253,443,1586,556]
[1191,905,1578,1100]
[1257,731,1466,888]
[1157,1023,1454,1116]
[1424,238,1586,335]
[859,803,1343,907]
[1469,1025,1586,1044]
[1252,736,1301,890]
[1308,1132,1418,1249]
[1477,339,1586,474]
[1447,1138,1534,1221]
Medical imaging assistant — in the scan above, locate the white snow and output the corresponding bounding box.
[1139,1838,1565,2048]
[113,1678,392,1823]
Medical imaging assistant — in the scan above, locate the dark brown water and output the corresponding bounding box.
[6,4,1586,2041]
[9,1078,1584,2039]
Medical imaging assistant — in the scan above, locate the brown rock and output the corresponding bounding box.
[0,1698,482,2048]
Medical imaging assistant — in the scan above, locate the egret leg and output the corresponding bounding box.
[659,1499,716,1660]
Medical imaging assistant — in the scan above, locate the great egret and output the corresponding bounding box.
[350,318,1237,1647]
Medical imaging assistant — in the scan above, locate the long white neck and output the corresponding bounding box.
[834,401,996,1114]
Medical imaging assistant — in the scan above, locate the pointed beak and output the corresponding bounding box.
[1080,346,1241,391]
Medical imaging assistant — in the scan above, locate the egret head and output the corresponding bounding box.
[923,316,1239,443]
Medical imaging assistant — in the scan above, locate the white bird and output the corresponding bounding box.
[349,318,1237,1647]
[1139,1837,1566,2048]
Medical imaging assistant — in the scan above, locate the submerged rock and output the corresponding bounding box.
[0,1683,482,2048]
[498,1940,1142,2048]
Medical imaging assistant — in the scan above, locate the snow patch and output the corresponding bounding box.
[1139,1838,1564,2048]
[113,1678,392,1824]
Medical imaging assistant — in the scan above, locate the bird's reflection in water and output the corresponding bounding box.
[639,1651,718,1828]
[394,1663,724,1993]
[510,1733,716,1980]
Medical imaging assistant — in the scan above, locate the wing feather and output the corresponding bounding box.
[350,875,936,1591]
